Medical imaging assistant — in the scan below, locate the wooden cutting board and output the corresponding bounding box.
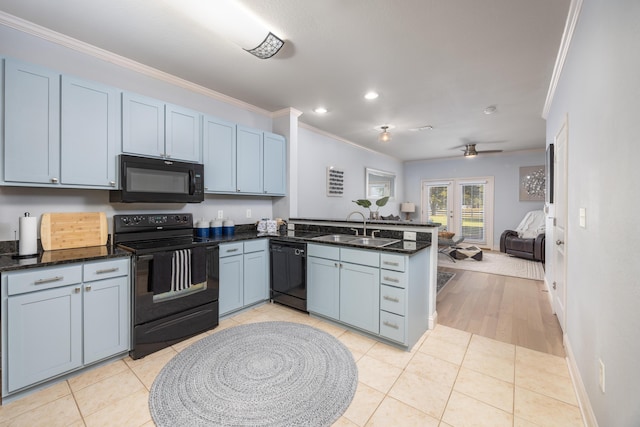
[40,212,108,251]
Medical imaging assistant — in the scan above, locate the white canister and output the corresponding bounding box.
[195,219,209,238]
[210,219,223,237]
[223,219,235,236]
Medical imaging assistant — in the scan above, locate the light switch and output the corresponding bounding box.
[579,207,586,228]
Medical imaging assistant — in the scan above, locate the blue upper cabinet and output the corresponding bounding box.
[202,115,236,192]
[263,131,286,195]
[122,92,201,162]
[165,104,201,162]
[61,76,119,188]
[236,125,264,194]
[4,59,61,185]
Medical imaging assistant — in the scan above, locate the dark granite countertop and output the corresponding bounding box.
[0,225,432,274]
[289,217,441,228]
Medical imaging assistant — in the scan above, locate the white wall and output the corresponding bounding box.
[546,0,640,425]
[0,23,276,240]
[297,127,404,220]
[404,151,545,248]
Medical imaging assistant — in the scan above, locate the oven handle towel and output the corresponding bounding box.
[172,249,192,292]
[151,252,172,295]
[191,246,206,286]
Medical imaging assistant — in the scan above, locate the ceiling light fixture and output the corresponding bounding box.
[364,91,379,100]
[313,107,328,114]
[378,126,392,143]
[164,0,285,59]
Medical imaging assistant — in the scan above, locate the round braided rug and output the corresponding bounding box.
[149,321,358,427]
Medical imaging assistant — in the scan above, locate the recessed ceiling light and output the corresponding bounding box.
[314,107,328,114]
[364,91,379,100]
[484,105,497,115]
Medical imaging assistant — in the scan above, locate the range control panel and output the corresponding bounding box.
[114,213,193,232]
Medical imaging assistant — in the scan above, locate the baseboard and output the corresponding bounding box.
[564,334,599,427]
[429,310,438,330]
[544,277,554,308]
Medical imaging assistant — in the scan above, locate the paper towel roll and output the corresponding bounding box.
[19,216,38,256]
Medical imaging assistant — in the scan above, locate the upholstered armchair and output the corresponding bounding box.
[500,210,546,262]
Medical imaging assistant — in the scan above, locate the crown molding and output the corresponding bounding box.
[0,11,272,117]
[542,0,584,119]
[272,108,303,119]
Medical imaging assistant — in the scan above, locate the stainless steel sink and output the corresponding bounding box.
[311,234,359,243]
[348,237,401,247]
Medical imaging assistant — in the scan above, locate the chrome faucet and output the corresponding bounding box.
[346,211,367,236]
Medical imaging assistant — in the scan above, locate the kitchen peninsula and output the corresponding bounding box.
[288,218,440,350]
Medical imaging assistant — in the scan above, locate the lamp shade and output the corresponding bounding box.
[400,203,415,213]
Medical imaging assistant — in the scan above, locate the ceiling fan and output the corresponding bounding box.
[460,143,503,158]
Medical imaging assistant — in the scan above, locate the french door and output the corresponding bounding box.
[422,177,494,248]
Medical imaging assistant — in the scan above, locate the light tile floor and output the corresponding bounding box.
[0,303,585,427]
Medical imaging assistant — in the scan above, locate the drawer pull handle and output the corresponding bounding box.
[96,268,118,274]
[34,276,63,285]
[383,276,399,283]
[383,261,399,266]
[383,321,399,329]
[227,248,239,253]
[383,295,400,303]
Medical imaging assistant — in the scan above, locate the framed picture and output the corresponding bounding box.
[519,165,546,201]
[546,144,554,203]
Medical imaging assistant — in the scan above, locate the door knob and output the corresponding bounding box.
[556,240,564,245]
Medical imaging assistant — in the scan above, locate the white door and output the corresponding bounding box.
[421,181,453,230]
[422,177,494,248]
[553,119,568,331]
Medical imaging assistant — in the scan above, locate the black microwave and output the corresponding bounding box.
[110,155,204,203]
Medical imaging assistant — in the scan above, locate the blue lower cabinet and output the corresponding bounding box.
[307,256,340,319]
[339,262,380,334]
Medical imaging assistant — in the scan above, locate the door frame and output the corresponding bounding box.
[551,116,569,332]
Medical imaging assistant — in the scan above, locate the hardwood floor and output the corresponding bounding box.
[436,267,565,357]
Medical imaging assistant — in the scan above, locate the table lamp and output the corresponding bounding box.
[400,202,415,220]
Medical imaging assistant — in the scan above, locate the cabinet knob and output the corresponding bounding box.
[109,181,116,187]
[51,177,59,183]
[74,287,81,294]
[85,285,92,291]
[237,189,241,192]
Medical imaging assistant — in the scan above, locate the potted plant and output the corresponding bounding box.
[352,196,389,220]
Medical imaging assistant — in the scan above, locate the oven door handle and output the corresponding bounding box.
[137,254,155,262]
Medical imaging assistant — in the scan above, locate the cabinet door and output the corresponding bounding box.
[83,276,130,364]
[244,250,268,305]
[122,92,164,158]
[7,285,82,392]
[203,116,236,192]
[4,59,60,184]
[263,132,286,195]
[219,254,244,315]
[165,104,201,162]
[236,126,263,193]
[340,263,380,334]
[307,256,340,319]
[61,76,119,187]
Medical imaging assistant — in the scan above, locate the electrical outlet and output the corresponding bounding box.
[403,231,417,241]
[246,209,252,218]
[217,210,224,219]
[599,359,605,393]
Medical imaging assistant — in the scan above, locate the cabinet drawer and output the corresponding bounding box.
[380,285,406,316]
[6,265,83,296]
[84,258,129,282]
[380,269,407,289]
[340,248,379,267]
[244,239,267,253]
[380,253,405,272]
[219,242,244,257]
[379,311,406,344]
[307,243,340,260]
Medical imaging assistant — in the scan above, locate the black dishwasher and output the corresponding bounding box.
[270,240,307,312]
